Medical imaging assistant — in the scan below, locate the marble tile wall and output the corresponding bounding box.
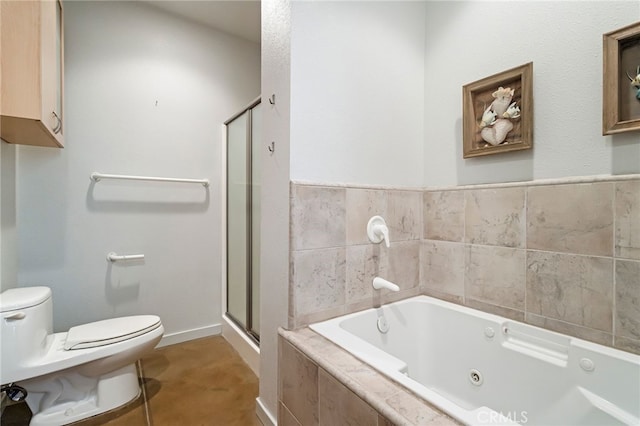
[422,178,640,355]
[290,183,422,328]
[278,335,406,426]
[290,177,640,354]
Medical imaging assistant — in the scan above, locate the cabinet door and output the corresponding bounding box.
[0,0,64,148]
[39,0,64,146]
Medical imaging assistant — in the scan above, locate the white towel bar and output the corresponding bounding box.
[91,172,209,187]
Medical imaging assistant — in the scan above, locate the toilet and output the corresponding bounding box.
[0,286,164,426]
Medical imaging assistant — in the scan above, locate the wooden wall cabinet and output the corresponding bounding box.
[1,0,64,148]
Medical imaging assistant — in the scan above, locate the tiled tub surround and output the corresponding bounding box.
[290,184,423,328]
[289,176,640,355]
[278,327,458,426]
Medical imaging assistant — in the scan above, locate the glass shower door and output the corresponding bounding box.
[227,112,249,332]
[250,103,261,338]
[226,100,260,342]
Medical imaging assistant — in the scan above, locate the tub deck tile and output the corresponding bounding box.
[279,328,460,426]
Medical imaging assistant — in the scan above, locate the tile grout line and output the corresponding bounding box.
[611,183,617,345]
[523,187,528,321]
[462,189,467,307]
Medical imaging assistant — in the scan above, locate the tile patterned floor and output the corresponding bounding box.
[2,336,261,426]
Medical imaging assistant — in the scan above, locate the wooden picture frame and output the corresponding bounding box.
[463,63,533,158]
[603,21,640,135]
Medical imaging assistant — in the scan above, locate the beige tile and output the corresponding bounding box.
[346,244,380,305]
[295,305,347,329]
[525,313,613,347]
[613,335,640,355]
[281,329,460,426]
[296,332,369,375]
[465,187,525,248]
[381,240,420,292]
[526,251,613,332]
[422,288,464,305]
[527,183,613,256]
[346,188,387,245]
[421,240,465,300]
[314,345,367,374]
[378,414,395,426]
[279,337,319,426]
[318,369,378,426]
[423,190,465,242]
[380,285,421,305]
[387,190,422,242]
[385,392,453,425]
[291,184,346,250]
[345,298,376,315]
[344,365,404,401]
[465,245,526,311]
[279,402,302,426]
[615,259,640,341]
[291,248,346,318]
[615,180,640,260]
[465,298,524,322]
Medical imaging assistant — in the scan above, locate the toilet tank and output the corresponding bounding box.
[0,287,53,384]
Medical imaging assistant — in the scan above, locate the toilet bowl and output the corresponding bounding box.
[0,286,164,426]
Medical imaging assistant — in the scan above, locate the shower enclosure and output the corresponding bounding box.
[225,99,261,343]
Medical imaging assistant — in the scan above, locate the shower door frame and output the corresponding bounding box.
[224,97,261,345]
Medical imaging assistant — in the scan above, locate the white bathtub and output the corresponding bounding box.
[310,295,640,426]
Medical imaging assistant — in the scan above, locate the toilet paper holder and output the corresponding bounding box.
[107,252,145,262]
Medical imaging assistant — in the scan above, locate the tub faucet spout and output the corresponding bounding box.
[372,277,399,292]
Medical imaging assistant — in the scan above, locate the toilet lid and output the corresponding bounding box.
[0,286,51,312]
[64,315,161,350]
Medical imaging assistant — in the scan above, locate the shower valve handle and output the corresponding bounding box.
[367,216,390,248]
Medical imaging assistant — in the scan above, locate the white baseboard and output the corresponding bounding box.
[157,323,221,348]
[256,397,276,426]
[222,315,260,377]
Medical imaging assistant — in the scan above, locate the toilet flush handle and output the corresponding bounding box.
[4,312,26,320]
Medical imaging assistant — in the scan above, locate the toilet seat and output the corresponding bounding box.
[64,315,162,350]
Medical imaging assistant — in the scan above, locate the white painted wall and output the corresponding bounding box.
[258,0,291,422]
[423,1,640,187]
[1,141,18,292]
[290,1,427,187]
[286,1,639,189]
[16,1,260,338]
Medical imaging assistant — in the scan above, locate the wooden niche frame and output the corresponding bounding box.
[463,62,533,158]
[603,21,640,135]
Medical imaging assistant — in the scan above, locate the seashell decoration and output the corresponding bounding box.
[503,102,520,119]
[480,106,497,128]
[479,86,520,146]
[481,119,513,146]
[627,65,640,100]
[490,87,514,116]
